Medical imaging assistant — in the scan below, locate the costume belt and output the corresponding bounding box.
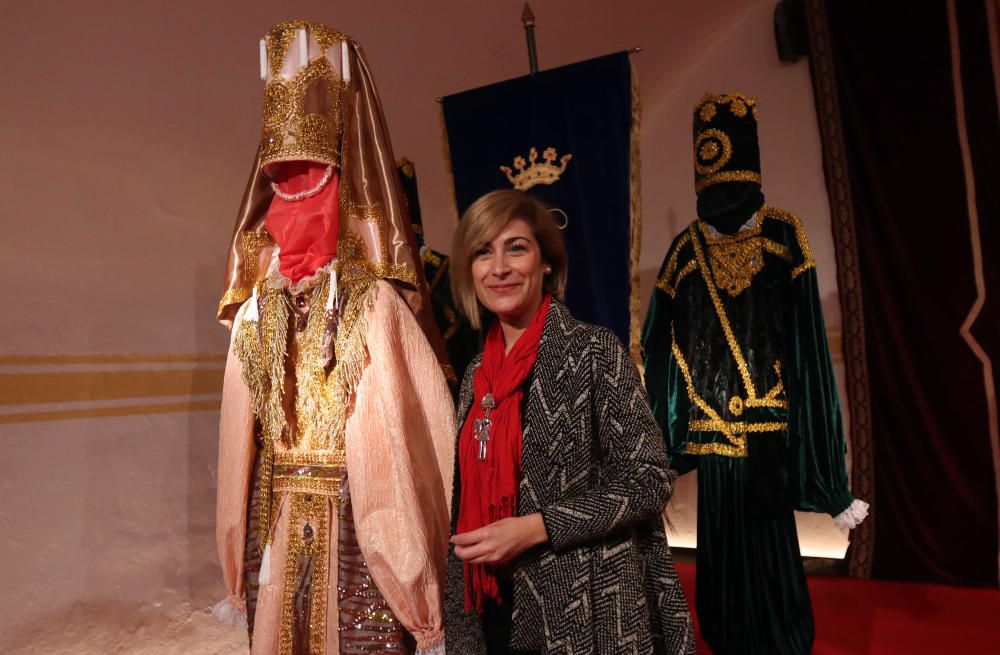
[258,448,345,551]
[272,450,345,497]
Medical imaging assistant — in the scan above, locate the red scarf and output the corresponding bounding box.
[264,161,340,284]
[458,293,552,613]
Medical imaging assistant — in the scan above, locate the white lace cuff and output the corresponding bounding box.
[834,499,870,533]
[211,596,248,632]
[416,643,446,655]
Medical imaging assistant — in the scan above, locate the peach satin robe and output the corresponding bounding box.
[217,280,455,653]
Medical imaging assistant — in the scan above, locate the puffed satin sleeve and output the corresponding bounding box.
[345,281,456,653]
[215,302,257,619]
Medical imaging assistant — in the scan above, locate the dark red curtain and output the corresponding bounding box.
[807,0,1000,587]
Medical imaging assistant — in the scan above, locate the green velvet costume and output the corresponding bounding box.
[642,93,861,655]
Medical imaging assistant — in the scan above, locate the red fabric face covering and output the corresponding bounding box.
[264,161,340,284]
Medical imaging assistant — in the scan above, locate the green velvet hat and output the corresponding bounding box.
[692,92,762,194]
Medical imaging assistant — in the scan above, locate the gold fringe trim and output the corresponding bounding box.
[233,289,288,547]
[628,57,644,374]
[233,289,289,445]
[326,277,377,451]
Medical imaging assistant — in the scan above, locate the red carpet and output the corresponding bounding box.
[675,562,1000,653]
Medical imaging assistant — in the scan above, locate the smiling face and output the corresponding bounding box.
[470,217,547,329]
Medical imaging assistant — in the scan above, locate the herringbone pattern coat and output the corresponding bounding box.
[444,301,695,655]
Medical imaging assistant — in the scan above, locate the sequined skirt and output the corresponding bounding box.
[243,461,414,654]
[338,476,415,653]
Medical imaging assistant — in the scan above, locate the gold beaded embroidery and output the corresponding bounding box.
[688,420,787,434]
[731,97,748,117]
[690,224,758,398]
[260,57,347,169]
[343,202,419,289]
[699,102,716,122]
[241,231,275,283]
[293,274,338,451]
[655,233,692,296]
[763,205,815,278]
[672,327,787,458]
[728,396,744,416]
[684,421,787,457]
[695,170,762,193]
[279,492,331,655]
[692,91,759,121]
[762,239,792,262]
[689,224,793,412]
[272,472,344,497]
[264,20,347,78]
[266,26,297,79]
[262,80,294,129]
[656,260,696,298]
[699,218,764,297]
[694,128,733,176]
[685,441,745,457]
[218,287,251,317]
[337,231,367,263]
[275,450,345,467]
[671,330,739,446]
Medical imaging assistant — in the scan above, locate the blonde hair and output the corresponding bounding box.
[451,189,568,329]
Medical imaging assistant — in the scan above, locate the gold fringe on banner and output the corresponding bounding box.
[628,57,644,373]
[439,107,462,227]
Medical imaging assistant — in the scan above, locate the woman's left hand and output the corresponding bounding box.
[451,513,549,565]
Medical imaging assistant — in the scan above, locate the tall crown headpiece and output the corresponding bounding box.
[692,91,762,193]
[500,147,573,191]
[259,21,350,174]
[219,23,431,326]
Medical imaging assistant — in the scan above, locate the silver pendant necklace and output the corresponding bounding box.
[473,392,496,460]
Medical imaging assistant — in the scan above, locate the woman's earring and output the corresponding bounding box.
[544,266,552,275]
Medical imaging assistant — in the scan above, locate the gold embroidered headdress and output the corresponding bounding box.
[692,91,762,193]
[218,20,426,325]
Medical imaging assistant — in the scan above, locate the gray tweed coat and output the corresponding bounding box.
[444,301,695,655]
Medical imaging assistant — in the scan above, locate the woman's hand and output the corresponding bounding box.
[451,513,549,565]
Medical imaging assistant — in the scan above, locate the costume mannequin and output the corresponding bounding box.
[641,92,868,655]
[214,21,454,655]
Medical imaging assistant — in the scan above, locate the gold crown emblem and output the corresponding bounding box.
[500,147,572,191]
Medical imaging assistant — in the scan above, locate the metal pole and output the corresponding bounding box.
[522,3,539,74]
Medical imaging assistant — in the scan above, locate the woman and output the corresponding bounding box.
[444,190,694,655]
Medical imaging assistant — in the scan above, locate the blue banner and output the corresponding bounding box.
[442,52,639,355]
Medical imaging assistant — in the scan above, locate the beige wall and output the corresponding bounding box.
[0,1,849,652]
